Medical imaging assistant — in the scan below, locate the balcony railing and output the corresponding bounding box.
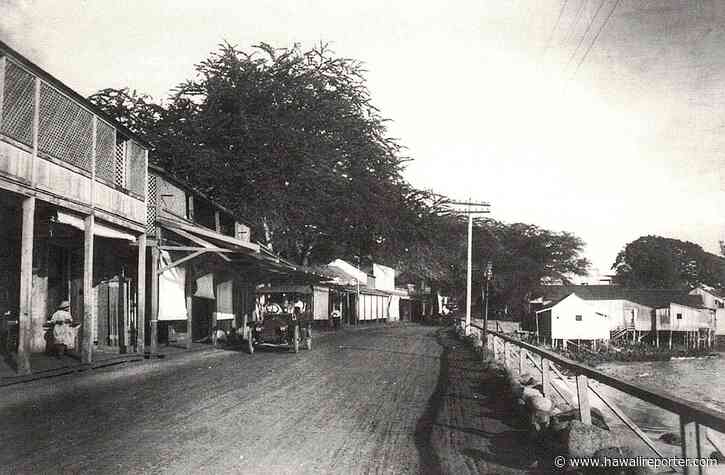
[0,55,147,200]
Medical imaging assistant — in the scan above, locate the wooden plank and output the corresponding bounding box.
[187,194,194,220]
[136,233,146,354]
[158,216,259,252]
[680,417,704,475]
[82,214,94,364]
[186,269,192,350]
[576,374,591,425]
[159,246,234,253]
[588,382,666,458]
[0,56,5,128]
[541,356,551,398]
[16,196,35,375]
[519,348,525,374]
[149,241,159,356]
[159,250,207,274]
[162,225,232,263]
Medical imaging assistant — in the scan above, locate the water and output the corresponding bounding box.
[594,355,725,446]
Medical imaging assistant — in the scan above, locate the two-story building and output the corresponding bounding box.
[0,40,149,373]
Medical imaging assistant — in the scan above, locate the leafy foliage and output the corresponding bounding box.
[611,235,725,289]
[88,42,591,318]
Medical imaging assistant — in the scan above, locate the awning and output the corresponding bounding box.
[56,211,137,242]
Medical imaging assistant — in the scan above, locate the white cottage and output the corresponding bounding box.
[534,293,610,346]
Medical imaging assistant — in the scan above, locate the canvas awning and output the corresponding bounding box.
[56,211,137,242]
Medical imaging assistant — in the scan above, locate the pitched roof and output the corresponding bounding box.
[535,285,704,309]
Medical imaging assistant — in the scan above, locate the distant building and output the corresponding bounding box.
[533,294,610,345]
[529,285,716,348]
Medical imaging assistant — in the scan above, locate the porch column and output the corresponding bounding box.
[186,269,193,350]
[17,196,35,375]
[82,214,95,364]
[149,244,159,356]
[136,233,146,354]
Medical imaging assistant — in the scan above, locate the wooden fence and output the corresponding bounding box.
[462,320,725,475]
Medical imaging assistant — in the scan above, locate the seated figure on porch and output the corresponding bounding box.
[49,300,77,356]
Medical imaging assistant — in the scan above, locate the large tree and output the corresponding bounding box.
[611,235,725,289]
[477,220,590,318]
[90,42,408,266]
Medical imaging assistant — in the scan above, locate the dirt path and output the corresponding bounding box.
[0,324,534,474]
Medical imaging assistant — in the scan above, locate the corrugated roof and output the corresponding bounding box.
[536,285,704,309]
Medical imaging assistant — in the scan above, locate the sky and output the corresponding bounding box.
[2,0,724,278]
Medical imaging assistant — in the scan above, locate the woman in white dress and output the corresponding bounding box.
[49,300,76,356]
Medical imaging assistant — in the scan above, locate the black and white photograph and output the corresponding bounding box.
[1,1,725,473]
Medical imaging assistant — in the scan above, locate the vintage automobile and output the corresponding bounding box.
[247,308,312,354]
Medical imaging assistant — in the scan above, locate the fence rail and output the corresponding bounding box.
[461,319,725,475]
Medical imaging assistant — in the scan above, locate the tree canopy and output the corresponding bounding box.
[611,235,725,289]
[89,41,592,318]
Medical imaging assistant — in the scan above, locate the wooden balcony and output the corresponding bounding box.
[0,43,148,232]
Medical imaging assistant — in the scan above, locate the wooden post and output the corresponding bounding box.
[492,336,499,360]
[656,330,659,348]
[680,416,704,475]
[16,196,35,375]
[214,210,221,233]
[149,243,159,356]
[211,311,217,346]
[519,348,525,374]
[541,356,551,398]
[669,329,673,350]
[503,341,509,368]
[136,233,146,354]
[186,270,193,350]
[576,374,591,425]
[187,195,194,221]
[82,214,95,364]
[563,339,568,350]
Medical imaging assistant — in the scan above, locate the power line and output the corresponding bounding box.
[540,0,570,59]
[561,0,589,49]
[563,0,607,73]
[571,0,622,78]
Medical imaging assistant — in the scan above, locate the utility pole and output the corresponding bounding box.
[483,261,492,341]
[449,200,490,335]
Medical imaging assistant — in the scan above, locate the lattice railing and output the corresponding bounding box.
[146,174,158,233]
[126,140,146,197]
[115,139,127,188]
[95,119,116,183]
[38,82,93,171]
[0,57,149,202]
[1,61,34,146]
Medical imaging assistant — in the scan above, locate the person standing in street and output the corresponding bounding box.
[49,300,76,357]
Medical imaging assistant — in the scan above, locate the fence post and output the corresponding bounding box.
[576,374,591,425]
[541,356,551,398]
[492,336,499,361]
[519,348,525,374]
[680,416,705,475]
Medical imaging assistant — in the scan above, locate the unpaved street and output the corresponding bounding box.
[0,324,533,474]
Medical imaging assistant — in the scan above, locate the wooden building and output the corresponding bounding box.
[533,293,610,346]
[144,166,301,351]
[0,40,149,373]
[530,285,715,346]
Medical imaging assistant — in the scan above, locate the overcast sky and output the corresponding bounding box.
[2,0,724,277]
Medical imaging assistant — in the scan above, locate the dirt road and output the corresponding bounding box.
[0,324,534,474]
